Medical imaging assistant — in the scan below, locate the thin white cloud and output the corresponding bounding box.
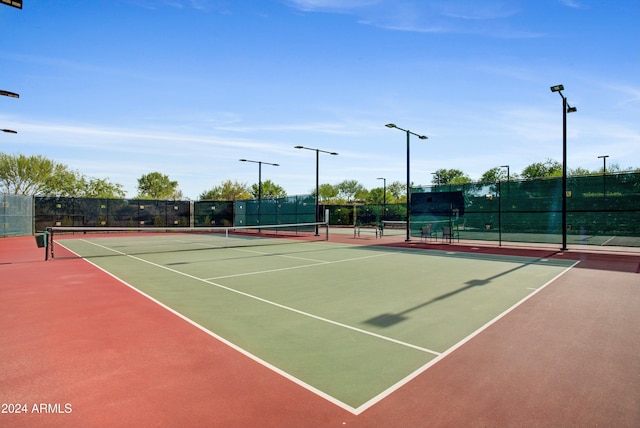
[123,0,222,12]
[285,0,380,12]
[286,0,544,38]
[559,0,587,9]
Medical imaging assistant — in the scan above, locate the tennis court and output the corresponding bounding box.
[50,226,575,413]
[2,227,639,427]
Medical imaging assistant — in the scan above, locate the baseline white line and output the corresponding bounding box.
[55,241,358,414]
[352,260,580,414]
[71,239,444,415]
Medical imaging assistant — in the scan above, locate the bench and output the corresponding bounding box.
[354,225,381,239]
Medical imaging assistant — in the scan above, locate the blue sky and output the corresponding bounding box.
[1,0,639,199]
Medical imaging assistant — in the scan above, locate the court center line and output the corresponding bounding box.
[77,239,441,357]
[205,252,392,280]
[56,241,358,415]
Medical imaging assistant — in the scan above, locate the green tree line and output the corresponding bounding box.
[1,152,637,202]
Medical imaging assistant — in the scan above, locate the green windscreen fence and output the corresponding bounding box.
[1,194,33,237]
[234,195,316,226]
[411,172,640,246]
[328,203,406,226]
[17,173,640,247]
[193,201,234,227]
[34,197,191,231]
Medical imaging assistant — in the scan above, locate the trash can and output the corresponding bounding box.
[35,234,47,248]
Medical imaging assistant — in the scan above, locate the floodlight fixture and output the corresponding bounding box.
[1,0,23,10]
[239,159,279,167]
[385,122,429,241]
[239,159,279,220]
[598,155,609,173]
[500,165,510,182]
[294,145,338,156]
[0,90,19,98]
[549,83,578,250]
[431,172,440,186]
[293,145,339,234]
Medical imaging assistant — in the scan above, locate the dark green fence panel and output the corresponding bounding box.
[234,195,315,226]
[34,197,192,230]
[193,201,234,227]
[410,173,640,245]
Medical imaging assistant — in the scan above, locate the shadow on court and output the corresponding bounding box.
[364,255,561,328]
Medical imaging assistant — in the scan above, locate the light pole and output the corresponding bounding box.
[385,123,428,241]
[377,177,386,220]
[500,165,510,183]
[294,145,338,235]
[239,159,279,225]
[0,90,19,98]
[431,172,440,187]
[1,90,19,135]
[550,84,577,251]
[500,165,509,195]
[598,155,609,197]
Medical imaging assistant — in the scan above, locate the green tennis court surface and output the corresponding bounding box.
[57,234,576,412]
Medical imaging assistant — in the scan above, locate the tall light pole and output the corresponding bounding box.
[550,84,577,251]
[294,145,338,235]
[500,165,509,195]
[500,165,509,183]
[377,177,386,220]
[239,159,279,225]
[431,172,440,186]
[385,123,428,242]
[1,90,19,135]
[598,155,609,197]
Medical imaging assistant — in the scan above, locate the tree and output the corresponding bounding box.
[387,181,406,201]
[199,180,251,201]
[0,153,127,197]
[0,153,86,196]
[136,172,179,199]
[82,177,126,198]
[0,153,55,195]
[366,187,393,204]
[479,167,502,183]
[521,159,562,179]
[42,165,84,196]
[336,179,367,203]
[568,167,592,177]
[317,183,339,203]
[479,167,515,183]
[432,168,471,185]
[250,179,286,199]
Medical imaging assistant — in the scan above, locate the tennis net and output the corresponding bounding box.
[45,221,329,260]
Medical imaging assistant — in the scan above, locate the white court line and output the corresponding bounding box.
[60,238,576,415]
[205,251,391,280]
[75,239,441,357]
[354,260,580,414]
[56,241,359,414]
